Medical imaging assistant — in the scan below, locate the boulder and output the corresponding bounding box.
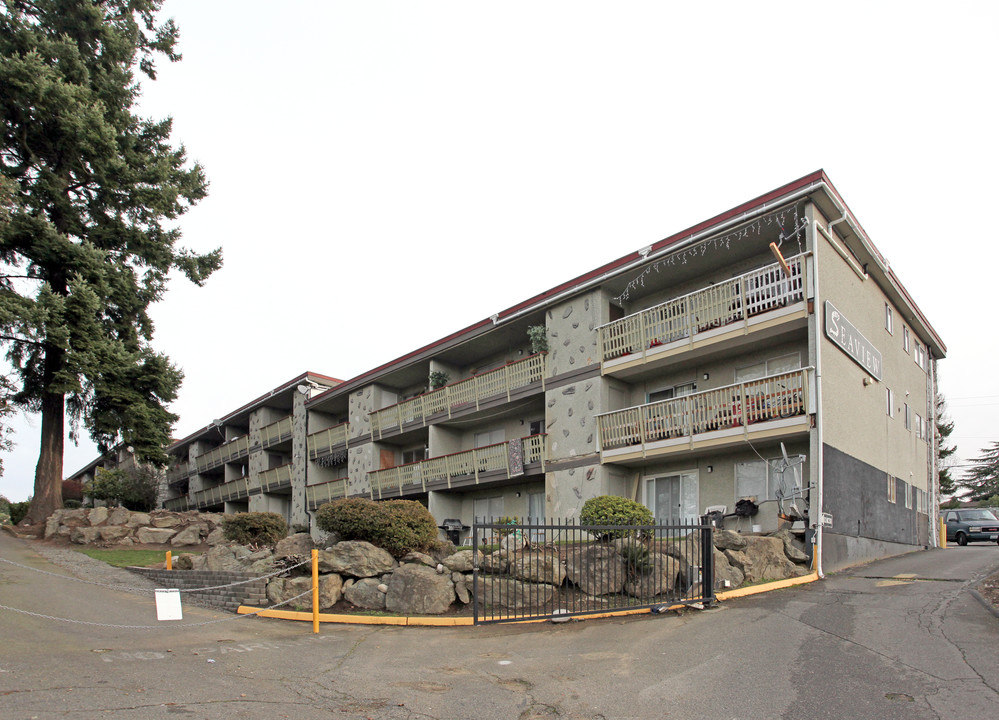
[107,507,132,527]
[199,512,225,528]
[136,527,176,545]
[318,574,343,609]
[44,514,62,540]
[247,548,276,575]
[714,555,745,590]
[474,576,556,611]
[740,536,802,583]
[564,545,626,596]
[442,549,480,573]
[88,506,109,526]
[274,533,314,560]
[126,512,151,528]
[203,544,246,572]
[723,548,752,574]
[70,527,101,544]
[385,564,455,615]
[624,552,682,598]
[343,578,386,610]
[317,541,396,578]
[454,577,471,604]
[509,550,565,585]
[772,529,811,564]
[479,551,509,575]
[399,551,437,568]
[59,509,89,528]
[150,513,183,529]
[98,526,131,542]
[170,525,203,547]
[266,577,313,608]
[118,536,134,547]
[713,529,748,551]
[205,527,226,546]
[173,553,195,570]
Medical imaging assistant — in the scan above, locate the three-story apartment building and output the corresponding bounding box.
[75,171,944,572]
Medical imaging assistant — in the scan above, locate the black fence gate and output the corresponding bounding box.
[471,517,715,625]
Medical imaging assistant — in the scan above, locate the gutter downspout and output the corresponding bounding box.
[811,212,847,579]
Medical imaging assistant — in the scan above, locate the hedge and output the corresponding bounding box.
[315,497,437,557]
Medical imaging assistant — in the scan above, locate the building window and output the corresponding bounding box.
[904,483,912,509]
[914,343,926,371]
[904,403,911,430]
[887,388,895,418]
[903,326,910,353]
[915,413,924,440]
[648,381,696,403]
[916,488,926,514]
[735,460,783,502]
[735,353,801,383]
[529,420,544,436]
[474,428,505,447]
[401,445,427,465]
[885,303,893,334]
[887,475,896,503]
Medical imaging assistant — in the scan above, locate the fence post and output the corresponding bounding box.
[165,550,172,570]
[701,525,714,602]
[312,548,319,634]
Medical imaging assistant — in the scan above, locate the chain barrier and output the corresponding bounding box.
[0,555,311,594]
[0,588,315,630]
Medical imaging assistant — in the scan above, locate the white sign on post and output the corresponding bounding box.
[155,589,183,621]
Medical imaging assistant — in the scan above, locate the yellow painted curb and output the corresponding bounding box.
[237,606,474,626]
[715,571,820,600]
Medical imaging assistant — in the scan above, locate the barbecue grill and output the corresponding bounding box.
[438,518,469,545]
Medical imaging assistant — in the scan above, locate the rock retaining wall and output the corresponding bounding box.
[44,507,224,547]
[128,568,267,612]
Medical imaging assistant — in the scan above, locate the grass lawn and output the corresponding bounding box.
[74,548,193,568]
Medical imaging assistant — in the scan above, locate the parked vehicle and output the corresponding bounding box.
[942,508,999,546]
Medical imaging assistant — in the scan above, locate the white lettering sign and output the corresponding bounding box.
[824,301,883,381]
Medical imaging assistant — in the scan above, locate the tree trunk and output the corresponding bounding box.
[22,346,65,525]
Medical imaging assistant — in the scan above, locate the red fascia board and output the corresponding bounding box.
[307,170,827,406]
[169,370,341,451]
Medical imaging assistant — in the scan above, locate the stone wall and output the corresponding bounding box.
[44,507,223,547]
[129,568,267,612]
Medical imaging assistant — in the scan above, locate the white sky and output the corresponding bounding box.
[3,1,997,502]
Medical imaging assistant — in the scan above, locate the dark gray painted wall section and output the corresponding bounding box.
[823,443,928,553]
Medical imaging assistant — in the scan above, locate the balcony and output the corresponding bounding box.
[307,422,350,459]
[369,353,547,439]
[597,368,813,463]
[260,416,293,449]
[166,464,191,486]
[195,435,251,474]
[163,496,190,511]
[598,255,808,373]
[306,479,348,510]
[259,463,293,494]
[191,476,254,509]
[368,434,547,499]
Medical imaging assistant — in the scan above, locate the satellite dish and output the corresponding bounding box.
[297,384,310,394]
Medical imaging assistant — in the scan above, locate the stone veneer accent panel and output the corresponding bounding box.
[348,444,375,497]
[349,387,373,440]
[291,390,309,527]
[546,292,600,377]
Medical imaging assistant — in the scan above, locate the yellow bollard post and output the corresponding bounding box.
[312,548,319,634]
[940,517,947,548]
[165,550,172,570]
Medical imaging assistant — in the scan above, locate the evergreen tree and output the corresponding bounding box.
[0,1,221,524]
[936,393,957,496]
[961,442,999,502]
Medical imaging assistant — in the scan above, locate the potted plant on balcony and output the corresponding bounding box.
[429,370,450,390]
[527,325,548,354]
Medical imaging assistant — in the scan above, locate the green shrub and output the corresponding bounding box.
[221,512,288,547]
[63,499,83,509]
[580,495,654,540]
[315,497,437,558]
[8,500,31,526]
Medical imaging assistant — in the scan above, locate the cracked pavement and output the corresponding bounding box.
[2,531,998,719]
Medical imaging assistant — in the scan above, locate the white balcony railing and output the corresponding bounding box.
[260,416,293,449]
[598,254,807,363]
[597,368,812,453]
[163,496,190,511]
[306,479,348,509]
[367,434,547,499]
[258,464,293,493]
[195,435,252,474]
[307,422,350,459]
[370,354,547,438]
[191,476,254,508]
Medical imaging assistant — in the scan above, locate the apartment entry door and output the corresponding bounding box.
[646,472,698,525]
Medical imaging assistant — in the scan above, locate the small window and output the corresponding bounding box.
[887,475,896,503]
[529,420,544,436]
[887,388,895,418]
[649,381,697,403]
[904,403,911,430]
[914,343,927,370]
[401,445,428,465]
[903,326,910,353]
[735,459,783,502]
[885,304,893,334]
[915,413,924,440]
[904,483,912,509]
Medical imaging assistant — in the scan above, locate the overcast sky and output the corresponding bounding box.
[3,1,997,502]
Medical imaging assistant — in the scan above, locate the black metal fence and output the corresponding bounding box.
[471,517,715,625]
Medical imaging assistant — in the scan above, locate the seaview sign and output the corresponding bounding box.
[824,301,882,381]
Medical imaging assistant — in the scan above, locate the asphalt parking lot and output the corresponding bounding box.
[2,532,998,719]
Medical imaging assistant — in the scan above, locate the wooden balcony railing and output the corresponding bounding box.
[367,434,547,498]
[195,435,252,474]
[163,496,190,511]
[259,463,293,493]
[191,476,254,509]
[260,416,293,449]
[370,354,547,439]
[306,479,348,510]
[307,422,350,459]
[597,368,812,453]
[598,254,807,363]
[166,464,191,485]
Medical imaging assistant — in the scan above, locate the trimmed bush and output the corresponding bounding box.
[580,495,654,540]
[221,512,288,547]
[315,497,437,558]
[8,500,31,526]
